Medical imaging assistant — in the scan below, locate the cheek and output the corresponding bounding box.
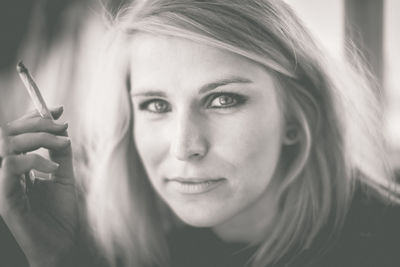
[133,120,166,177]
[213,109,283,188]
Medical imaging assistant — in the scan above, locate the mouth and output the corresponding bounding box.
[165,177,226,195]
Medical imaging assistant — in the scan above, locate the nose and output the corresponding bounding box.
[170,112,209,161]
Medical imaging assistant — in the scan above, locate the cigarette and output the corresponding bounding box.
[16,61,54,120]
[16,61,55,184]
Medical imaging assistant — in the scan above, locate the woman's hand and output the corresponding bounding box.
[0,106,78,267]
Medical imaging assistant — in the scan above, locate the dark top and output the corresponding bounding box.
[167,188,400,267]
[2,186,400,267]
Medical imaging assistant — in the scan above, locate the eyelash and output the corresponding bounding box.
[138,99,171,113]
[205,92,247,109]
[138,92,247,114]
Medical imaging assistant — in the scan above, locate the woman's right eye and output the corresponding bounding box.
[138,99,171,113]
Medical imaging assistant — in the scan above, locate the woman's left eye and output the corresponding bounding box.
[206,93,246,109]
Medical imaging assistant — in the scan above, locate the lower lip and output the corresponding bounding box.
[167,179,225,194]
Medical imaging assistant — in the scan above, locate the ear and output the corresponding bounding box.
[283,123,300,145]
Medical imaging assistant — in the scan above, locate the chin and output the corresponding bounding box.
[170,203,231,227]
[177,213,223,227]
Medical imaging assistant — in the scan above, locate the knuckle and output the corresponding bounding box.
[33,118,54,132]
[32,116,43,126]
[38,132,50,139]
[43,120,53,129]
[42,117,53,124]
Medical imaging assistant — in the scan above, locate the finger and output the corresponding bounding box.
[49,129,74,182]
[7,133,71,154]
[14,106,64,122]
[1,154,59,176]
[6,117,68,136]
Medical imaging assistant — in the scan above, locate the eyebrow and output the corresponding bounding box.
[131,76,253,97]
[199,76,253,94]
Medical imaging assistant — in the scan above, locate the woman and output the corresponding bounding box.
[1,0,399,266]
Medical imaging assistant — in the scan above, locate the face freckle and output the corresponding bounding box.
[130,33,285,236]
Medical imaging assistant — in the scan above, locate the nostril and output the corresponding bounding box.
[170,117,209,161]
[170,138,209,161]
[190,152,202,158]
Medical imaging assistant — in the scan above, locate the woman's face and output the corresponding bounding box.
[130,33,285,231]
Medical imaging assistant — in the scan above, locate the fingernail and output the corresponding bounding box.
[57,136,71,144]
[30,170,54,181]
[54,121,68,127]
[50,161,60,168]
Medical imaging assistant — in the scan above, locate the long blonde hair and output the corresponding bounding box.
[81,1,399,266]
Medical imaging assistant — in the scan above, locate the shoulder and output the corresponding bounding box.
[314,185,400,267]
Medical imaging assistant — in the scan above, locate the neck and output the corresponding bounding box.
[211,179,279,245]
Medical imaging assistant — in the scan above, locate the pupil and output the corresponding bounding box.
[219,96,232,105]
[155,101,165,111]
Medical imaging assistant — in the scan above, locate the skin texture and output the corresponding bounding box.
[130,33,286,244]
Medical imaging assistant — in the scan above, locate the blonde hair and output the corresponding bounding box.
[81,0,399,266]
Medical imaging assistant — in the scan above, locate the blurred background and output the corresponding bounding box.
[0,0,399,266]
[285,0,400,170]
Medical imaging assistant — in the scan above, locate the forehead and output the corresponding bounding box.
[128,33,276,91]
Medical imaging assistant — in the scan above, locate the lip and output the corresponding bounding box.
[165,177,226,194]
[167,177,225,183]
